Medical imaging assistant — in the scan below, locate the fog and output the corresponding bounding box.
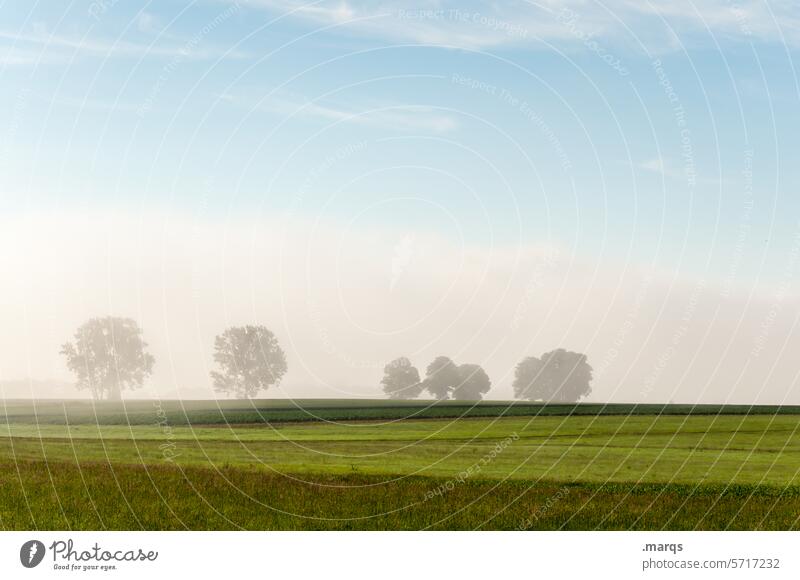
[1,209,799,404]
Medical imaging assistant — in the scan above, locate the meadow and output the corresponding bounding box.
[2,400,800,530]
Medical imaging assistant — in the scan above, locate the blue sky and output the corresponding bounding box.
[2,1,800,400]
[3,1,799,273]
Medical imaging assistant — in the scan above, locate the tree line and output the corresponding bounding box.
[61,317,286,400]
[380,350,592,402]
[60,316,593,403]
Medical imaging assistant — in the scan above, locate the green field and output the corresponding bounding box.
[2,399,800,530]
[4,399,800,425]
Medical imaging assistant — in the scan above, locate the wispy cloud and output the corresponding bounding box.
[0,45,66,67]
[639,156,728,188]
[46,95,144,114]
[235,0,542,49]
[0,28,248,61]
[232,0,800,51]
[221,90,459,133]
[136,12,162,35]
[639,156,697,182]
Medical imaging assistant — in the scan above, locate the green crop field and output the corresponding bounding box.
[3,398,799,425]
[2,399,800,530]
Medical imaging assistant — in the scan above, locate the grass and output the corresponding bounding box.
[3,414,800,485]
[2,399,800,529]
[3,462,800,530]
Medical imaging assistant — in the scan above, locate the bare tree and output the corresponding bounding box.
[61,317,155,401]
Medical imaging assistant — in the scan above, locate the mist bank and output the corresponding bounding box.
[1,209,798,403]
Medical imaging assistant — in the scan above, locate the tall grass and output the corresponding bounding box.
[2,461,798,530]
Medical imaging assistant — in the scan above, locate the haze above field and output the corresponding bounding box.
[1,1,799,403]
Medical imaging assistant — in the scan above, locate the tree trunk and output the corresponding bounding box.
[107,380,121,401]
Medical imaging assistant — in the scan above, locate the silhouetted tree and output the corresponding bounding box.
[452,363,491,400]
[381,357,423,399]
[513,349,592,402]
[513,356,544,399]
[61,317,155,401]
[211,325,287,398]
[422,355,460,400]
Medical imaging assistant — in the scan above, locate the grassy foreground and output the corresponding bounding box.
[3,400,800,530]
[3,461,800,530]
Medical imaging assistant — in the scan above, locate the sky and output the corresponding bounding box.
[1,0,799,403]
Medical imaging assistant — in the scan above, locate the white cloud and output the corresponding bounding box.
[0,45,66,67]
[233,0,800,51]
[0,28,248,61]
[136,12,161,35]
[639,156,686,180]
[640,157,664,172]
[222,90,459,133]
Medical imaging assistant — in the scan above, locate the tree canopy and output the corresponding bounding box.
[211,325,287,398]
[61,317,155,401]
[513,349,592,403]
[380,357,423,399]
[422,356,461,400]
[452,363,491,400]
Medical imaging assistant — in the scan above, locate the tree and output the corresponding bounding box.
[211,325,287,398]
[512,356,544,399]
[513,349,593,403]
[422,356,460,400]
[60,317,155,401]
[381,357,423,399]
[452,363,491,400]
